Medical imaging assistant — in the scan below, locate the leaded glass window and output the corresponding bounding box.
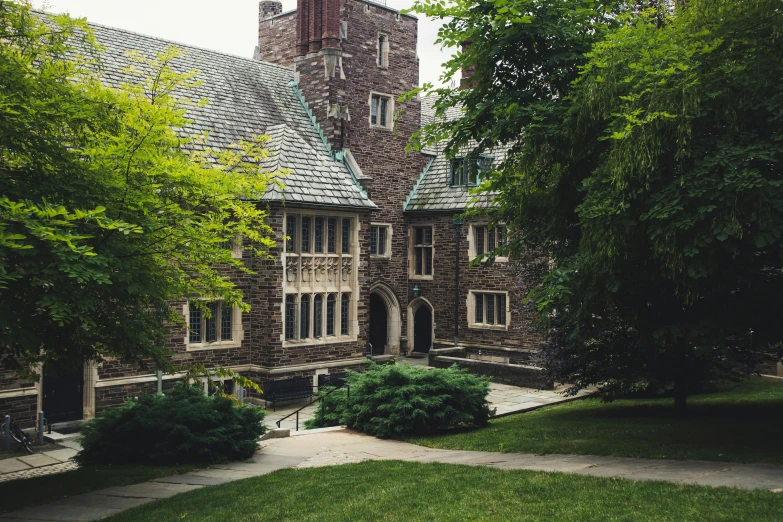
[341,219,351,254]
[301,217,311,253]
[471,292,508,328]
[286,215,297,253]
[221,305,233,341]
[314,217,324,253]
[326,294,336,336]
[314,295,323,338]
[189,307,202,343]
[300,294,310,339]
[341,293,350,335]
[328,218,337,253]
[285,295,297,340]
[412,226,433,276]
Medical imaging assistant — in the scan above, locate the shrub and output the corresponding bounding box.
[75,383,266,465]
[306,363,493,438]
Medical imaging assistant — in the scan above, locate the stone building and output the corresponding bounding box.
[0,0,543,427]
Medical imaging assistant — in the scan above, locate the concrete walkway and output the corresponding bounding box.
[0,441,80,483]
[3,428,782,521]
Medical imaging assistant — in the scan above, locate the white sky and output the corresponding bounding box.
[35,0,453,88]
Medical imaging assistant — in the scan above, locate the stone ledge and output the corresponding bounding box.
[431,355,553,390]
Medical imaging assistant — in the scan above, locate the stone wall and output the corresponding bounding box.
[406,214,545,351]
[431,355,553,390]
[257,11,298,68]
[0,394,37,428]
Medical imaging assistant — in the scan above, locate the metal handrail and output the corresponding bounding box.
[275,382,350,432]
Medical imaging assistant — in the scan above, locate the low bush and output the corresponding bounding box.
[75,383,266,465]
[306,363,493,438]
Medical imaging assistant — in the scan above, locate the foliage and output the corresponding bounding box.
[75,383,266,465]
[180,363,263,402]
[306,363,493,437]
[0,1,281,377]
[407,0,783,409]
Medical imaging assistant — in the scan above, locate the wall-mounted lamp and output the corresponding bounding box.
[412,284,422,298]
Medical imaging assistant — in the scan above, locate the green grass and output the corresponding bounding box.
[0,464,196,514]
[410,380,783,464]
[105,460,783,522]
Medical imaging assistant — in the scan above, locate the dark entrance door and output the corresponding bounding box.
[413,305,433,353]
[369,293,388,355]
[42,361,83,424]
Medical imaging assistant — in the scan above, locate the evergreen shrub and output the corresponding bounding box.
[306,362,493,437]
[75,383,266,465]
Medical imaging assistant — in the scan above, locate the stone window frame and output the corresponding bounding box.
[468,224,509,263]
[409,224,435,280]
[184,300,244,351]
[370,222,393,259]
[218,234,243,259]
[369,91,394,131]
[377,32,390,69]
[282,210,359,347]
[467,290,510,331]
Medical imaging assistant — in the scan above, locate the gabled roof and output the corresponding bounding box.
[404,97,502,212]
[79,19,375,209]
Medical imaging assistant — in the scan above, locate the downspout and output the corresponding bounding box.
[453,216,464,346]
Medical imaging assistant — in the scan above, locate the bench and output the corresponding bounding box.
[262,377,314,411]
[317,372,347,389]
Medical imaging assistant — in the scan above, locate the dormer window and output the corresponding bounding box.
[377,34,389,68]
[450,157,491,187]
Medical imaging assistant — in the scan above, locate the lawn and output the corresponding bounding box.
[0,464,196,514]
[105,460,783,522]
[410,380,783,464]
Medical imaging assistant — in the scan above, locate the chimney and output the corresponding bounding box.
[296,0,341,56]
[260,1,283,20]
[459,40,475,90]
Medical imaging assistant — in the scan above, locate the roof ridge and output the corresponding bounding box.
[35,9,295,73]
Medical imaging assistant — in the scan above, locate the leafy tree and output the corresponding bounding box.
[0,2,280,378]
[409,0,783,410]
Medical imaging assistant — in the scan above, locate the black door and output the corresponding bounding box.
[42,362,83,424]
[369,293,388,355]
[413,306,433,353]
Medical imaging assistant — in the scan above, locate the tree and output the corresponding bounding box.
[0,2,280,378]
[409,0,783,411]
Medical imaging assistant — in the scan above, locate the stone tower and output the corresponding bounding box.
[258,0,431,353]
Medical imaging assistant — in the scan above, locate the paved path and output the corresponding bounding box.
[0,441,80,483]
[3,428,782,521]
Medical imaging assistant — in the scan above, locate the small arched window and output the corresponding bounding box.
[377,34,389,68]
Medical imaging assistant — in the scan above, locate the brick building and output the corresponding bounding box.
[0,0,543,427]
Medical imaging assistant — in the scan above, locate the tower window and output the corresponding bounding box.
[377,34,389,68]
[370,93,393,129]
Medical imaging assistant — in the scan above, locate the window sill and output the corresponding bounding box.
[470,256,509,264]
[371,254,391,260]
[186,341,242,351]
[369,124,393,131]
[410,274,434,281]
[283,335,357,348]
[468,324,509,332]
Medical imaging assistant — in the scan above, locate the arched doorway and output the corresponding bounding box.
[369,283,402,355]
[413,306,433,353]
[407,297,435,354]
[369,293,387,355]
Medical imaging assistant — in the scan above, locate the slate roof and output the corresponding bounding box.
[74,19,375,210]
[404,97,503,212]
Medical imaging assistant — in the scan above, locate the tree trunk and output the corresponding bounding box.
[674,374,687,415]
[674,345,688,416]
